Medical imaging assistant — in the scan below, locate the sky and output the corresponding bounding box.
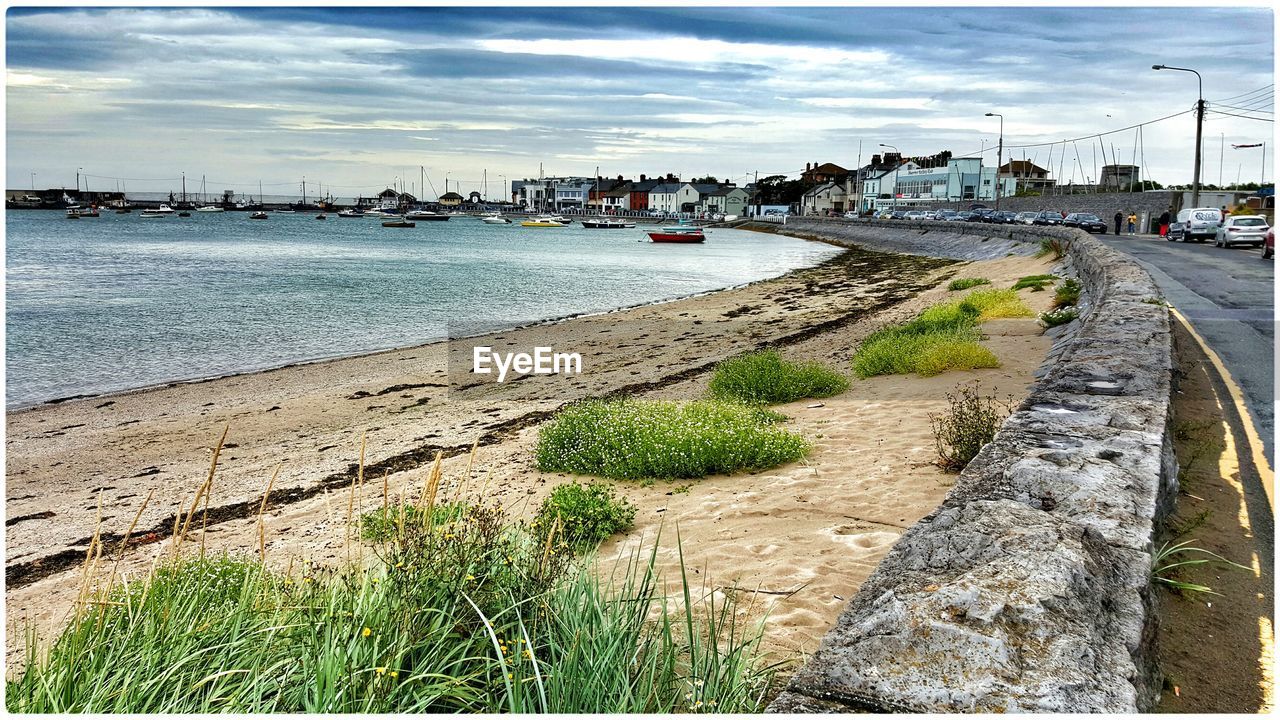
[5,5,1275,201]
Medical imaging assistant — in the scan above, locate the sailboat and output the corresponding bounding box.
[196,175,223,211]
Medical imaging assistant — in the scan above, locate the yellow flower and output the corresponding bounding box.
[390,671,399,678]
[362,627,373,638]
[466,574,475,581]
[375,666,387,675]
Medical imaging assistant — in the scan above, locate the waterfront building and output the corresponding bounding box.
[602,183,633,212]
[801,182,848,214]
[801,161,849,185]
[1000,160,1055,193]
[863,157,1016,210]
[1099,164,1141,190]
[627,178,665,211]
[696,187,750,216]
[649,182,700,213]
[438,191,465,207]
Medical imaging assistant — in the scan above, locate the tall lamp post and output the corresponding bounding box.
[879,143,899,213]
[985,112,1004,210]
[1153,64,1204,208]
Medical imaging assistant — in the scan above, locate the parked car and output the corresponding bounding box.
[874,209,894,219]
[1169,207,1223,242]
[1033,211,1064,226]
[1214,215,1269,248]
[992,210,1019,224]
[1014,211,1039,225]
[904,210,927,221]
[890,210,907,220]
[842,211,859,219]
[962,210,985,222]
[1063,213,1108,233]
[1264,228,1274,259]
[936,210,962,221]
[922,210,937,220]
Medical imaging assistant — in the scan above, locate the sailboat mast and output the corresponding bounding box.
[181,172,186,204]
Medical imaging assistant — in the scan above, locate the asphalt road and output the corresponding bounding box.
[1096,232,1274,465]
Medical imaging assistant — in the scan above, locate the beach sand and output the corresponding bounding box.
[5,242,1058,670]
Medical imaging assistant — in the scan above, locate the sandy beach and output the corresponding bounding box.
[5,239,1058,669]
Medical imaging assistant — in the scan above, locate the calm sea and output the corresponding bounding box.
[5,211,840,408]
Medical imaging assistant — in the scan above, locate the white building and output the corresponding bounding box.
[863,158,1016,210]
[648,182,699,213]
[801,182,848,214]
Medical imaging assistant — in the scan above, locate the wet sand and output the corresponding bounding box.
[5,242,1057,669]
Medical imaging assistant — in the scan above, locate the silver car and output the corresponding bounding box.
[1214,215,1270,248]
[1015,211,1039,225]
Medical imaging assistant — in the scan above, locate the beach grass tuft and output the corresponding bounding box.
[852,294,1018,379]
[958,288,1034,320]
[708,349,849,405]
[535,398,809,480]
[1011,274,1058,291]
[947,277,991,291]
[8,498,778,713]
[533,481,636,549]
[1053,278,1082,308]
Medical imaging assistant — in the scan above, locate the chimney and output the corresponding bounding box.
[805,162,811,171]
[640,174,646,182]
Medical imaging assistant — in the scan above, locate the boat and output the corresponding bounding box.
[151,204,176,214]
[337,209,365,218]
[249,211,268,220]
[383,219,415,228]
[316,213,327,220]
[482,215,512,224]
[521,217,566,227]
[140,209,167,218]
[66,209,81,219]
[177,210,191,217]
[581,217,630,229]
[406,209,451,221]
[196,205,224,213]
[648,230,706,243]
[547,214,573,224]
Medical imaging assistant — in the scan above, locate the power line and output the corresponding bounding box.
[1208,83,1274,104]
[1207,109,1275,123]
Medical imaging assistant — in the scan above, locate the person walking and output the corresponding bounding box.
[1127,211,1137,235]
[1114,211,1123,236]
[1158,209,1171,238]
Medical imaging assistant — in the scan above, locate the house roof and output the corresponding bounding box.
[629,179,663,192]
[803,182,844,197]
[806,162,848,176]
[603,184,632,197]
[439,192,464,200]
[650,183,690,194]
[1000,160,1049,175]
[707,186,747,197]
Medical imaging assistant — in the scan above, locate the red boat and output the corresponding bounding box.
[648,231,705,243]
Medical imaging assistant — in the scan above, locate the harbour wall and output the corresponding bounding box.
[764,218,1177,713]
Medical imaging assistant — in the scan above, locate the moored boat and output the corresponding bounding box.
[581,217,631,229]
[405,209,450,221]
[521,218,566,227]
[337,209,364,218]
[196,205,224,212]
[316,213,327,220]
[383,219,416,228]
[482,215,512,224]
[648,230,706,243]
[249,211,268,220]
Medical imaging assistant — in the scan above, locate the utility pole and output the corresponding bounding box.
[1153,64,1204,207]
[986,112,1004,210]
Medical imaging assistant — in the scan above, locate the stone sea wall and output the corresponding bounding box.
[766,218,1177,713]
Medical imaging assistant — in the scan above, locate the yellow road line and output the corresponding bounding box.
[1170,307,1274,508]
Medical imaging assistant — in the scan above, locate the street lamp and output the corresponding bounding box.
[985,112,1004,211]
[1153,64,1204,207]
[77,167,83,194]
[30,172,36,192]
[879,143,899,213]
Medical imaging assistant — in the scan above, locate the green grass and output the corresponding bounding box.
[359,501,468,542]
[1011,274,1058,291]
[8,505,779,713]
[1053,278,1082,308]
[851,294,1022,379]
[708,349,849,405]
[947,277,991,291]
[534,481,636,549]
[1040,308,1079,328]
[1036,237,1066,260]
[958,288,1034,319]
[536,398,809,480]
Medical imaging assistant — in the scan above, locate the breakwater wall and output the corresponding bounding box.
[766,218,1177,712]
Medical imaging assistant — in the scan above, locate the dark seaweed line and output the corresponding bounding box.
[6,248,952,589]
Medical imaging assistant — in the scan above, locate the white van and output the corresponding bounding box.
[1170,207,1223,243]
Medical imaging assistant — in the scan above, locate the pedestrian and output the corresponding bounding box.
[1127,211,1137,235]
[1158,209,1171,238]
[1114,211,1123,235]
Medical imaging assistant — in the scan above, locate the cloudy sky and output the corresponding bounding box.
[6,5,1274,200]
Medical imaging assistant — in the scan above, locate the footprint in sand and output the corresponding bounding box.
[829,525,899,550]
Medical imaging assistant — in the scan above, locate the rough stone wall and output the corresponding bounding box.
[921,190,1179,229]
[766,218,1176,713]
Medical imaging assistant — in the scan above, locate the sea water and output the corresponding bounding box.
[5,211,841,407]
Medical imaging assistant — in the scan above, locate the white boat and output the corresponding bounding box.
[140,210,167,218]
[482,215,512,224]
[337,209,365,218]
[249,211,268,220]
[522,217,566,227]
[196,205,224,213]
[149,204,176,214]
[406,209,451,221]
[581,217,631,229]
